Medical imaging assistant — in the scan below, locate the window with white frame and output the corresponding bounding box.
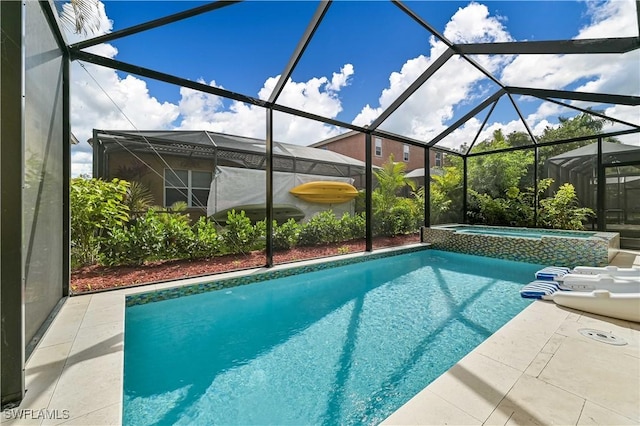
[375,137,382,157]
[403,144,410,162]
[164,169,213,208]
[435,152,443,167]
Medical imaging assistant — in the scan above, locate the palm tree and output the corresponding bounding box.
[373,154,416,213]
[59,0,101,35]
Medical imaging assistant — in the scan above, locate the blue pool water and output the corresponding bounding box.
[123,250,543,425]
[451,226,595,239]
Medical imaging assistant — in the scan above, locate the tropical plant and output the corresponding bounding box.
[70,177,130,267]
[373,154,416,213]
[539,183,594,230]
[58,0,101,34]
[123,181,154,219]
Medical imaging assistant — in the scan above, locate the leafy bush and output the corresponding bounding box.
[71,178,130,268]
[298,211,345,246]
[340,212,365,240]
[158,212,195,260]
[221,210,261,253]
[374,198,416,236]
[272,219,300,251]
[99,210,164,266]
[191,217,222,259]
[539,183,594,230]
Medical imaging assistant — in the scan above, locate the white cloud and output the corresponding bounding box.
[353,0,638,150]
[174,67,353,144]
[353,2,513,147]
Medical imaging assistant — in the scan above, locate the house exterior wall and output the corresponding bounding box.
[105,151,215,220]
[315,133,438,172]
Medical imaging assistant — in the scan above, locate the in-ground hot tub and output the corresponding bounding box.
[421,225,619,267]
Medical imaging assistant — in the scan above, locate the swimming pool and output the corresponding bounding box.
[123,250,541,425]
[423,225,618,267]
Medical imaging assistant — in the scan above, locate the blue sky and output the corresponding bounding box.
[103,0,587,121]
[65,0,639,175]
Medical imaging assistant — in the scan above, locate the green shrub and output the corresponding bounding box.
[99,210,164,266]
[191,217,221,259]
[539,183,594,230]
[374,199,416,236]
[298,211,345,246]
[340,212,365,240]
[221,210,261,253]
[272,219,300,251]
[158,212,195,260]
[71,177,130,268]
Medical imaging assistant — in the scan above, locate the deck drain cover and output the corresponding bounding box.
[578,328,627,346]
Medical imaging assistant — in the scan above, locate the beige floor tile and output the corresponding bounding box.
[67,321,123,363]
[63,295,91,306]
[484,374,584,425]
[55,403,120,426]
[86,293,125,309]
[578,400,638,425]
[523,351,552,378]
[381,389,481,425]
[540,333,566,354]
[539,337,640,421]
[474,312,559,372]
[37,305,88,349]
[427,352,522,422]
[43,352,122,425]
[80,303,124,329]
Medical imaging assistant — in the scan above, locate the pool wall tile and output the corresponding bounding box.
[421,226,617,268]
[125,245,430,307]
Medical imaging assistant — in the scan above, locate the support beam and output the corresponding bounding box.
[71,49,268,107]
[370,48,454,130]
[269,1,331,103]
[393,0,504,88]
[71,50,375,135]
[537,96,640,130]
[455,37,640,55]
[1,0,25,407]
[63,50,71,297]
[465,99,498,155]
[424,147,430,228]
[597,137,606,231]
[462,157,468,224]
[265,109,274,267]
[534,146,539,227]
[70,1,242,50]
[507,93,538,143]
[506,86,640,106]
[365,133,373,252]
[427,89,505,147]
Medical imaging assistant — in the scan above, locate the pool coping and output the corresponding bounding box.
[5,246,639,425]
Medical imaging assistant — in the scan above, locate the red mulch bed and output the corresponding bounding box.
[70,234,420,294]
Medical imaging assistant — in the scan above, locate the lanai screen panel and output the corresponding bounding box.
[23,1,65,344]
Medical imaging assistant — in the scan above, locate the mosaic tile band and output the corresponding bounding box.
[126,245,430,307]
[421,226,619,268]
